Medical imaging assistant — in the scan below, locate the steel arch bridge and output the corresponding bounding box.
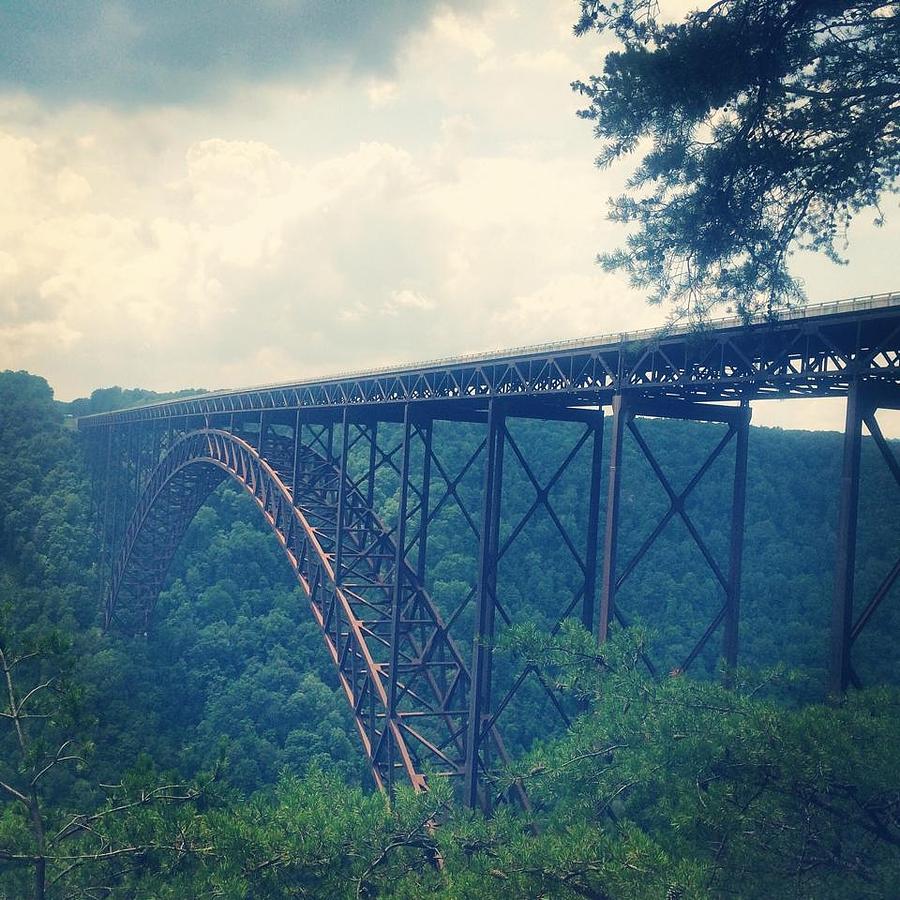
[81,292,900,809]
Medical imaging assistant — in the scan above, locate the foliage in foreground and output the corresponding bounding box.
[2,373,899,896]
[501,623,900,898]
[5,625,897,898]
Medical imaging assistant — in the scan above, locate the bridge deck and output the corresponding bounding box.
[78,291,900,426]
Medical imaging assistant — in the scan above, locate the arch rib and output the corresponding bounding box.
[107,428,425,793]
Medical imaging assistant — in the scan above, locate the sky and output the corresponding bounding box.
[1,0,897,433]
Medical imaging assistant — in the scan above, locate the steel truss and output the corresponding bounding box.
[78,295,899,428]
[80,295,900,809]
[462,400,605,809]
[598,396,751,676]
[90,399,612,808]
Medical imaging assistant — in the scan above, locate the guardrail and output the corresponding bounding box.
[80,290,899,418]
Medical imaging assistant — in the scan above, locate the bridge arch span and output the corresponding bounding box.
[106,427,444,793]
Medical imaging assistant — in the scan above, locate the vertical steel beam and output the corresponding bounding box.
[417,421,433,584]
[599,393,626,643]
[334,408,350,585]
[723,401,751,672]
[88,429,98,521]
[100,424,114,627]
[258,411,267,455]
[110,427,126,564]
[136,423,146,500]
[367,421,378,510]
[847,405,900,648]
[582,410,604,634]
[291,409,302,497]
[464,400,505,810]
[128,424,138,511]
[830,381,863,694]
[387,404,413,795]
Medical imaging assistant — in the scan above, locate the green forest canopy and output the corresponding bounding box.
[1,370,898,897]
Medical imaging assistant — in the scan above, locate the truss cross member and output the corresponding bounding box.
[598,394,751,678]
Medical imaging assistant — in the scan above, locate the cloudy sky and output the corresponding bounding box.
[1,1,897,431]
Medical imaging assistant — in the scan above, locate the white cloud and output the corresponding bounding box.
[56,168,92,205]
[428,9,496,58]
[0,0,895,440]
[366,79,399,108]
[0,251,19,281]
[384,289,436,315]
[494,272,652,342]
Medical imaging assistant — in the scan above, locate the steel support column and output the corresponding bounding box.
[367,421,378,509]
[599,393,626,643]
[830,380,862,695]
[334,408,350,585]
[417,422,433,585]
[583,411,604,634]
[597,395,752,677]
[723,401,751,671]
[464,400,505,810]
[258,411,268,455]
[849,406,900,653]
[387,405,413,795]
[291,409,302,496]
[100,424,114,627]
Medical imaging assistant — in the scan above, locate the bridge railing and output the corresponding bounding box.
[78,290,899,420]
[193,291,900,392]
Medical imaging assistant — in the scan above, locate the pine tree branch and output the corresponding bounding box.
[0,777,30,805]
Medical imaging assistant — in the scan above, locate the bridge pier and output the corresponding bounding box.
[724,402,750,674]
[465,400,504,810]
[599,393,625,644]
[462,399,604,809]
[597,395,752,678]
[830,382,900,694]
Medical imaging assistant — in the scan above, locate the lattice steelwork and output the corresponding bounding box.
[80,293,900,808]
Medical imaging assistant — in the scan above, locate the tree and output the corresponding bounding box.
[573,1,900,320]
[492,622,900,898]
[0,631,70,900]
[0,615,213,899]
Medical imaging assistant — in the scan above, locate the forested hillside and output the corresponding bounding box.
[2,370,898,898]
